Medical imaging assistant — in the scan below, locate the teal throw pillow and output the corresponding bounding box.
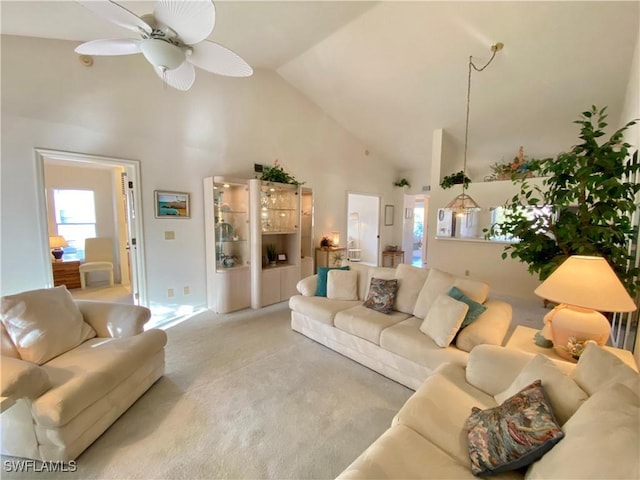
[465,380,564,476]
[448,286,486,328]
[316,266,350,297]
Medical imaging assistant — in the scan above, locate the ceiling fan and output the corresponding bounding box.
[74,0,253,91]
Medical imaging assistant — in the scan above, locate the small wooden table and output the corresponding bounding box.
[315,247,347,273]
[382,250,404,268]
[52,260,81,289]
[505,325,638,370]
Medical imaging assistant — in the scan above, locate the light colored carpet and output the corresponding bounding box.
[3,302,412,479]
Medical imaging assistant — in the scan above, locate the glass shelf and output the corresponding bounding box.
[213,181,249,272]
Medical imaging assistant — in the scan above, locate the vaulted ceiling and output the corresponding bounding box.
[2,1,638,177]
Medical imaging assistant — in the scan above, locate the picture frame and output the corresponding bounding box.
[277,253,287,263]
[155,190,190,218]
[384,205,394,226]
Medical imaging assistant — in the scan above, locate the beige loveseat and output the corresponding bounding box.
[290,263,512,389]
[1,286,167,461]
[338,343,639,479]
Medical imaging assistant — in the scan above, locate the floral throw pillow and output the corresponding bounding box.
[363,278,398,314]
[465,380,564,476]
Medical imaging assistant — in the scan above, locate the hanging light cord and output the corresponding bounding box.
[462,43,503,189]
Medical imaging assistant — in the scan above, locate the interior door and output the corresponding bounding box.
[347,193,380,266]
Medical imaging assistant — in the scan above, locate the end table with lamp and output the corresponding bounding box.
[532,255,637,362]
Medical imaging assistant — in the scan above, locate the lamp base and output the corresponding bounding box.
[543,305,610,360]
[51,249,64,261]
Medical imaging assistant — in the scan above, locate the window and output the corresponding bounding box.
[53,189,96,261]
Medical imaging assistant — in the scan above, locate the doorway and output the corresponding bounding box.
[402,194,429,267]
[346,193,380,266]
[35,149,147,305]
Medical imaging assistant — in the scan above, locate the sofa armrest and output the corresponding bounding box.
[465,344,535,396]
[75,300,151,338]
[1,356,51,405]
[455,299,511,353]
[296,275,318,296]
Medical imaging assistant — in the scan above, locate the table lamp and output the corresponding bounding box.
[49,235,68,261]
[534,255,636,360]
[331,231,340,247]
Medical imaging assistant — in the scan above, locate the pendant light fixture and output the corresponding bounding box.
[446,42,504,215]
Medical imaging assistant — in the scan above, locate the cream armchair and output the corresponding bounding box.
[1,287,167,461]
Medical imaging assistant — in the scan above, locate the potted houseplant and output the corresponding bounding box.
[394,178,410,188]
[487,106,640,295]
[260,159,303,186]
[266,244,277,266]
[440,171,471,189]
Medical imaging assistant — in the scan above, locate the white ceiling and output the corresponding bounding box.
[2,1,639,176]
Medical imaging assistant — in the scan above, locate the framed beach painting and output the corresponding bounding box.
[155,190,190,218]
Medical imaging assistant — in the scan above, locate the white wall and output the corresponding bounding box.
[0,35,397,306]
[425,129,543,300]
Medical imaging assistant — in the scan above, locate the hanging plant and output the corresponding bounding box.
[487,106,640,295]
[440,171,471,189]
[394,178,410,188]
[260,159,304,185]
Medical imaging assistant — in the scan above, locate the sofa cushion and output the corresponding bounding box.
[393,363,497,468]
[1,322,19,358]
[420,294,468,347]
[363,267,396,299]
[334,305,409,345]
[525,383,639,480]
[393,264,429,315]
[494,354,588,425]
[289,295,361,325]
[337,424,484,480]
[448,286,487,328]
[466,380,564,476]
[455,300,512,352]
[413,268,455,319]
[296,275,318,297]
[315,266,350,297]
[571,342,640,396]
[453,277,490,304]
[380,317,469,370]
[363,278,398,314]
[34,328,167,427]
[1,287,96,365]
[327,269,358,301]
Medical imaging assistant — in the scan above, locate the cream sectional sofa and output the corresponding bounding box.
[1,287,167,461]
[337,343,640,479]
[290,263,512,389]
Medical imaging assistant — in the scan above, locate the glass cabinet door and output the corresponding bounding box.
[213,180,249,271]
[259,182,298,233]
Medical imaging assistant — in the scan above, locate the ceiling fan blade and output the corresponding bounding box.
[153,0,215,46]
[77,0,151,35]
[75,38,141,55]
[154,61,196,91]
[188,40,253,78]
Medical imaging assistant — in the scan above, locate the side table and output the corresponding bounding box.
[505,325,637,370]
[382,250,404,268]
[52,260,81,289]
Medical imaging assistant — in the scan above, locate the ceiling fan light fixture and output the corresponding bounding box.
[140,38,185,71]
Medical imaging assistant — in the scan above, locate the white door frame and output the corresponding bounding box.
[346,191,381,265]
[34,148,148,305]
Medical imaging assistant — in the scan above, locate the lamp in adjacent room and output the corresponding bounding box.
[534,255,637,360]
[331,231,340,247]
[49,235,68,261]
[446,42,504,216]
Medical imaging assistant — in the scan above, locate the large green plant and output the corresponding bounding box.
[488,106,640,295]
